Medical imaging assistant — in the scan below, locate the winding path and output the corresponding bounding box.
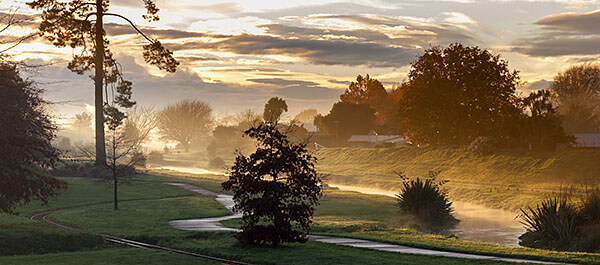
[167,183,569,265]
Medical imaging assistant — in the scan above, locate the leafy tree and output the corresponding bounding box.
[293,109,318,124]
[28,0,179,165]
[212,125,239,143]
[520,90,572,151]
[0,63,65,214]
[551,63,600,133]
[222,123,322,246]
[399,43,520,145]
[157,100,213,152]
[263,97,288,124]
[340,74,393,123]
[314,102,376,144]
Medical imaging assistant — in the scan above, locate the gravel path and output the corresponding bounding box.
[167,183,568,265]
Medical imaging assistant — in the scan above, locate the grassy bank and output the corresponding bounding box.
[5,172,600,264]
[314,147,600,211]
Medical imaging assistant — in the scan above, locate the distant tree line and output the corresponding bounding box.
[315,43,583,151]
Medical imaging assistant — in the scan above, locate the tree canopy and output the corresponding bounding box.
[340,74,394,123]
[157,100,213,152]
[293,109,318,124]
[222,123,322,246]
[399,43,520,145]
[0,63,65,214]
[263,97,288,124]
[315,102,376,144]
[551,63,600,133]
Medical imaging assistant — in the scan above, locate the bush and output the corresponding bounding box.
[146,151,164,164]
[468,136,496,155]
[580,188,600,225]
[130,151,147,168]
[0,225,103,255]
[51,163,110,179]
[208,157,225,169]
[518,196,581,250]
[395,171,458,230]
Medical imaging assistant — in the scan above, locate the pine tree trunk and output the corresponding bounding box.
[94,0,106,165]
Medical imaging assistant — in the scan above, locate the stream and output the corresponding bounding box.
[154,166,524,247]
[329,184,524,247]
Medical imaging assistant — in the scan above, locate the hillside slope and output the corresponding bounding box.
[315,147,600,211]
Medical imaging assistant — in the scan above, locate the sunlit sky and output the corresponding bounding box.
[2,0,600,120]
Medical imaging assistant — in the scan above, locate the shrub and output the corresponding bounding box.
[208,157,225,169]
[130,151,147,168]
[580,188,600,225]
[395,171,458,230]
[51,162,110,179]
[468,136,496,155]
[518,196,581,250]
[146,151,164,164]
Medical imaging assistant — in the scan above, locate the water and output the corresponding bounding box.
[153,165,227,176]
[155,166,525,247]
[328,184,524,247]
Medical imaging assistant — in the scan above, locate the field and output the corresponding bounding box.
[1,172,599,264]
[314,146,600,211]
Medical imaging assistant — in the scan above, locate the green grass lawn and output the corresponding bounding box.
[314,147,600,211]
[5,172,600,264]
[0,248,220,265]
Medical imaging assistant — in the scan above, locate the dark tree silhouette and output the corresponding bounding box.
[340,74,393,123]
[520,90,572,151]
[314,102,376,144]
[157,100,213,152]
[28,0,179,165]
[263,97,288,124]
[551,63,600,133]
[0,63,66,214]
[399,44,520,145]
[222,123,322,247]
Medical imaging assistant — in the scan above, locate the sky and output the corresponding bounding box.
[2,0,600,121]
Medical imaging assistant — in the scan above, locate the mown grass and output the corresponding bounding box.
[7,171,600,264]
[314,147,600,211]
[0,247,220,265]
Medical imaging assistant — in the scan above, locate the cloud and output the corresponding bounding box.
[275,85,341,100]
[248,78,319,87]
[192,34,419,68]
[519,79,552,92]
[514,10,600,57]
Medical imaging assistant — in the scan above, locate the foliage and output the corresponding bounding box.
[398,43,520,145]
[157,100,214,152]
[314,102,376,144]
[518,196,581,250]
[263,97,288,124]
[340,74,394,124]
[0,63,65,214]
[222,123,323,246]
[212,125,239,143]
[580,188,600,225]
[467,136,496,155]
[236,109,263,131]
[293,109,319,124]
[146,151,164,164]
[395,171,457,229]
[550,63,600,133]
[519,90,573,151]
[51,162,112,179]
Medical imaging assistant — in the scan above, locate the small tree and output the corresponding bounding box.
[157,100,213,152]
[222,123,322,246]
[340,74,393,123]
[263,97,288,124]
[293,109,318,124]
[0,63,66,214]
[314,102,376,144]
[520,90,573,151]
